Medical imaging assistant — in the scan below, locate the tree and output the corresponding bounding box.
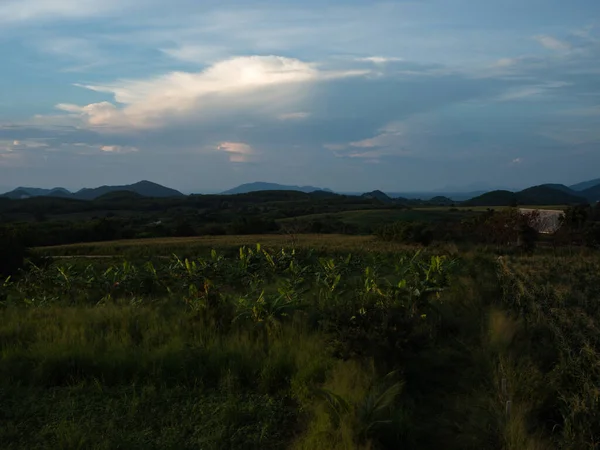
[517,222,538,253]
[0,229,26,277]
[174,219,196,237]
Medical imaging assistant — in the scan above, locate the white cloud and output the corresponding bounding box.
[560,106,600,116]
[217,142,254,163]
[63,142,140,155]
[534,35,571,51]
[50,56,368,130]
[160,45,228,64]
[0,139,49,151]
[100,145,139,153]
[511,157,522,164]
[496,81,570,101]
[350,125,404,149]
[0,0,128,23]
[323,143,346,151]
[490,58,518,68]
[277,112,310,120]
[328,121,412,159]
[56,102,120,127]
[356,56,403,64]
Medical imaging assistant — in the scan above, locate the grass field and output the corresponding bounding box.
[278,208,482,229]
[4,231,600,449]
[35,234,428,258]
[413,205,568,212]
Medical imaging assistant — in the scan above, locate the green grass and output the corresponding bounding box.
[414,205,568,212]
[0,305,323,449]
[278,208,481,229]
[3,240,600,449]
[34,234,429,258]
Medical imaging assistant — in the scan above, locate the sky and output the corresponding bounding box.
[0,0,599,193]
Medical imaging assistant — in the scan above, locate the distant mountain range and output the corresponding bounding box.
[1,177,599,205]
[221,182,333,195]
[569,178,600,192]
[1,181,184,201]
[464,183,598,207]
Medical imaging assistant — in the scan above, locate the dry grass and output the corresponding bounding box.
[35,234,425,257]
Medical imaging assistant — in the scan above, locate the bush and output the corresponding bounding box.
[0,230,27,277]
[229,217,279,235]
[376,222,434,246]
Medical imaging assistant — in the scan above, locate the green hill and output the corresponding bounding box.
[570,178,600,191]
[74,181,184,200]
[94,191,145,202]
[361,190,392,203]
[518,185,586,205]
[463,190,518,206]
[222,182,332,195]
[429,196,454,205]
[465,185,586,206]
[1,189,34,200]
[581,185,600,203]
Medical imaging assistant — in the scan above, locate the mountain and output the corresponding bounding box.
[73,181,184,200]
[465,185,586,206]
[570,178,600,192]
[222,182,333,195]
[580,185,600,203]
[383,191,488,201]
[1,189,35,200]
[539,184,577,194]
[518,185,586,205]
[309,190,340,199]
[429,196,454,205]
[47,188,73,198]
[95,191,145,202]
[361,190,392,203]
[463,190,518,207]
[1,187,72,199]
[438,182,517,192]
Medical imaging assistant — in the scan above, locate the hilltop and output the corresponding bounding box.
[1,181,184,201]
[222,182,333,195]
[464,185,587,206]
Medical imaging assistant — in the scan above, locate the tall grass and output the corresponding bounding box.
[3,242,599,449]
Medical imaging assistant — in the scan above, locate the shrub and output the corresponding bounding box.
[376,221,434,246]
[0,229,27,277]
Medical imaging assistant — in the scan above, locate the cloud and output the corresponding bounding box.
[217,142,254,163]
[511,157,522,165]
[356,56,403,64]
[0,0,127,23]
[328,122,413,159]
[99,145,139,153]
[0,139,50,152]
[495,81,570,101]
[490,58,519,68]
[56,102,120,127]
[48,56,368,130]
[560,106,600,116]
[277,112,310,120]
[69,142,139,154]
[534,35,571,51]
[160,45,228,64]
[323,143,346,151]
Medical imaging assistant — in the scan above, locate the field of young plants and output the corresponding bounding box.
[1,237,599,449]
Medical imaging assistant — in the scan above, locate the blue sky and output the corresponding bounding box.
[0,0,599,193]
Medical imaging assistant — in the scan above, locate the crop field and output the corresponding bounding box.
[35,234,427,258]
[3,233,600,449]
[278,208,482,229]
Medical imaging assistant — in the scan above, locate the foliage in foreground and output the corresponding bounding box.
[1,246,458,449]
[496,255,600,449]
[2,243,600,449]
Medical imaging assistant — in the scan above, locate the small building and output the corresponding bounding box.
[519,208,564,234]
